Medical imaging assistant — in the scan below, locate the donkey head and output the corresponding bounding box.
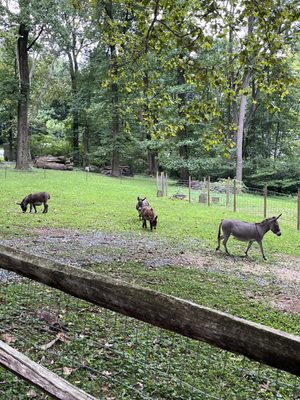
[151,215,158,230]
[17,195,31,213]
[270,214,282,236]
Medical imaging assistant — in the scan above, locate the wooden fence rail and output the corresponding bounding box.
[0,341,96,400]
[0,244,300,377]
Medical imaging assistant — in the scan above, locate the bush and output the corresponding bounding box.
[30,134,71,158]
[243,161,300,194]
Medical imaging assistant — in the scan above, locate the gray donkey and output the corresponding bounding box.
[17,192,50,213]
[216,214,282,260]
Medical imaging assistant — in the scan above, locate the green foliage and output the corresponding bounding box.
[243,159,300,193]
[0,0,299,181]
[30,133,71,157]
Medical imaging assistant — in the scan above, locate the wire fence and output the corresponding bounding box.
[1,276,300,399]
[156,174,300,231]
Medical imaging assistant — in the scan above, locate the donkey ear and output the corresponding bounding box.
[275,213,282,220]
[16,202,21,205]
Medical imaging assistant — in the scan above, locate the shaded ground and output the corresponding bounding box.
[0,227,299,314]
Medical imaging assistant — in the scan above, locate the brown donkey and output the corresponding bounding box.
[141,206,158,230]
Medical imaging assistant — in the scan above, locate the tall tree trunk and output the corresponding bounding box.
[82,126,89,168]
[106,1,120,177]
[177,64,189,181]
[110,61,120,177]
[16,22,30,170]
[71,93,80,165]
[235,15,254,182]
[68,52,80,166]
[143,73,157,175]
[228,4,238,153]
[236,71,251,182]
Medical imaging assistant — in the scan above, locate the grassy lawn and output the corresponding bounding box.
[0,166,298,257]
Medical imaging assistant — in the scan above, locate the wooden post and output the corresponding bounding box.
[297,188,300,231]
[161,171,164,196]
[264,184,268,218]
[188,176,191,203]
[226,177,230,207]
[233,179,237,212]
[207,176,211,206]
[119,167,122,183]
[156,171,159,195]
[165,173,168,197]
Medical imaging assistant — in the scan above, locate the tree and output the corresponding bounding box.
[222,0,300,181]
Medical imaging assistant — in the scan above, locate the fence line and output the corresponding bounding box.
[161,174,299,230]
[0,245,300,399]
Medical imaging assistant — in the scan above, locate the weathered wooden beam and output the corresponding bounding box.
[0,244,300,376]
[0,340,96,400]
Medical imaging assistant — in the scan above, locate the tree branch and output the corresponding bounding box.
[27,26,44,51]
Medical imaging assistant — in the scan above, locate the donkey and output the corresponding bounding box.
[216,214,282,260]
[141,206,158,230]
[17,192,50,213]
[136,197,149,220]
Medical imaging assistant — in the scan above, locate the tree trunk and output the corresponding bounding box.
[16,22,30,170]
[177,64,189,181]
[235,15,255,182]
[82,126,89,168]
[68,54,80,166]
[236,71,251,182]
[228,6,239,154]
[147,152,157,176]
[72,100,80,166]
[110,52,120,177]
[111,76,120,177]
[143,73,157,175]
[105,2,120,177]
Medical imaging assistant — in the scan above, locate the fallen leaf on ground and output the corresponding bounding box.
[1,333,16,344]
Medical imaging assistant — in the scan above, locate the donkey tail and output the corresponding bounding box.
[217,220,223,240]
[216,220,224,251]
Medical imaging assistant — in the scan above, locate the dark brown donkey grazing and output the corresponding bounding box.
[216,214,282,260]
[17,192,50,213]
[141,206,158,230]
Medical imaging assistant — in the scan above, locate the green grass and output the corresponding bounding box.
[0,166,299,257]
[1,280,299,399]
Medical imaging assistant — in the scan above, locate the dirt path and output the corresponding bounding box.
[1,228,299,313]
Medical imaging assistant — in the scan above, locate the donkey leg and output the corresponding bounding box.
[244,240,254,256]
[216,234,224,251]
[222,235,231,256]
[258,241,267,260]
[43,203,48,213]
[142,219,147,229]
